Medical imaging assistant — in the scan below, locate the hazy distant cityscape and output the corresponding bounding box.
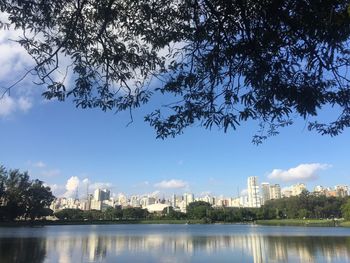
[51,176,349,214]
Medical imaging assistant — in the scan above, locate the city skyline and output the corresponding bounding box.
[50,177,349,214]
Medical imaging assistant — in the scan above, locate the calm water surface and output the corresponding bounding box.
[0,224,350,263]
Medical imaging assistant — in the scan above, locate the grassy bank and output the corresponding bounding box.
[0,219,205,227]
[256,219,341,227]
[339,221,350,227]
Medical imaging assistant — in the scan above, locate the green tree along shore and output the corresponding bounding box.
[0,166,55,221]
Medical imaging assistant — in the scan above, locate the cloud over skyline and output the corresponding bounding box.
[268,163,331,182]
[154,179,189,189]
[53,176,114,198]
[64,176,80,197]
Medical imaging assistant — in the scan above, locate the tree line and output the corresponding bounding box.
[54,207,150,221]
[261,191,349,220]
[0,166,55,221]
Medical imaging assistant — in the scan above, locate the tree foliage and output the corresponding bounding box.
[262,192,347,219]
[1,1,350,141]
[26,179,55,220]
[0,166,55,221]
[54,206,149,221]
[186,201,212,219]
[341,198,350,220]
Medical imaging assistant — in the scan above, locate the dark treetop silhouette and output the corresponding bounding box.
[1,0,350,142]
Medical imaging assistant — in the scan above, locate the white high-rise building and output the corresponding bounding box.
[261,182,270,205]
[94,188,110,201]
[270,184,281,200]
[247,176,261,208]
[291,183,306,196]
[183,193,194,206]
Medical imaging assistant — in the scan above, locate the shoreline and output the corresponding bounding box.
[0,219,349,227]
[256,219,345,227]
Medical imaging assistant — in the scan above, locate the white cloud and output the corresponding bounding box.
[0,95,16,116]
[59,176,113,198]
[89,182,112,190]
[0,94,33,117]
[0,22,45,117]
[154,179,189,189]
[18,96,32,112]
[33,161,46,168]
[268,163,331,182]
[63,176,80,197]
[82,178,90,185]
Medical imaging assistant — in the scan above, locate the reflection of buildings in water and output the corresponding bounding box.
[44,232,350,263]
[297,245,315,263]
[86,234,107,262]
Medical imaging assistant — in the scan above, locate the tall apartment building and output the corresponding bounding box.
[183,193,194,206]
[291,183,306,196]
[261,183,270,205]
[94,188,110,201]
[172,194,177,208]
[269,184,281,200]
[248,176,261,208]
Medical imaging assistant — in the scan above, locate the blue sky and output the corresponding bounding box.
[1,25,350,198]
[1,95,349,198]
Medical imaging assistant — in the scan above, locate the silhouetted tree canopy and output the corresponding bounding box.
[1,1,350,141]
[0,165,55,221]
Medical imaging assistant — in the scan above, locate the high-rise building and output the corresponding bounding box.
[247,176,261,208]
[291,183,306,196]
[172,194,177,208]
[94,189,110,201]
[270,184,281,200]
[261,182,270,205]
[183,193,194,206]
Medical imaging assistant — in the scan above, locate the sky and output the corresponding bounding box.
[1,22,350,199]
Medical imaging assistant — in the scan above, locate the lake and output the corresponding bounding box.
[0,224,350,262]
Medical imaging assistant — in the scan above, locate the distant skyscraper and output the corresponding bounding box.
[94,189,110,201]
[183,193,194,206]
[261,182,270,205]
[172,194,177,208]
[291,183,306,196]
[247,176,261,208]
[270,184,281,200]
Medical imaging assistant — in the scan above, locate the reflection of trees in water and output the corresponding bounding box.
[44,234,350,263]
[2,234,349,262]
[0,238,46,263]
[264,236,350,263]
